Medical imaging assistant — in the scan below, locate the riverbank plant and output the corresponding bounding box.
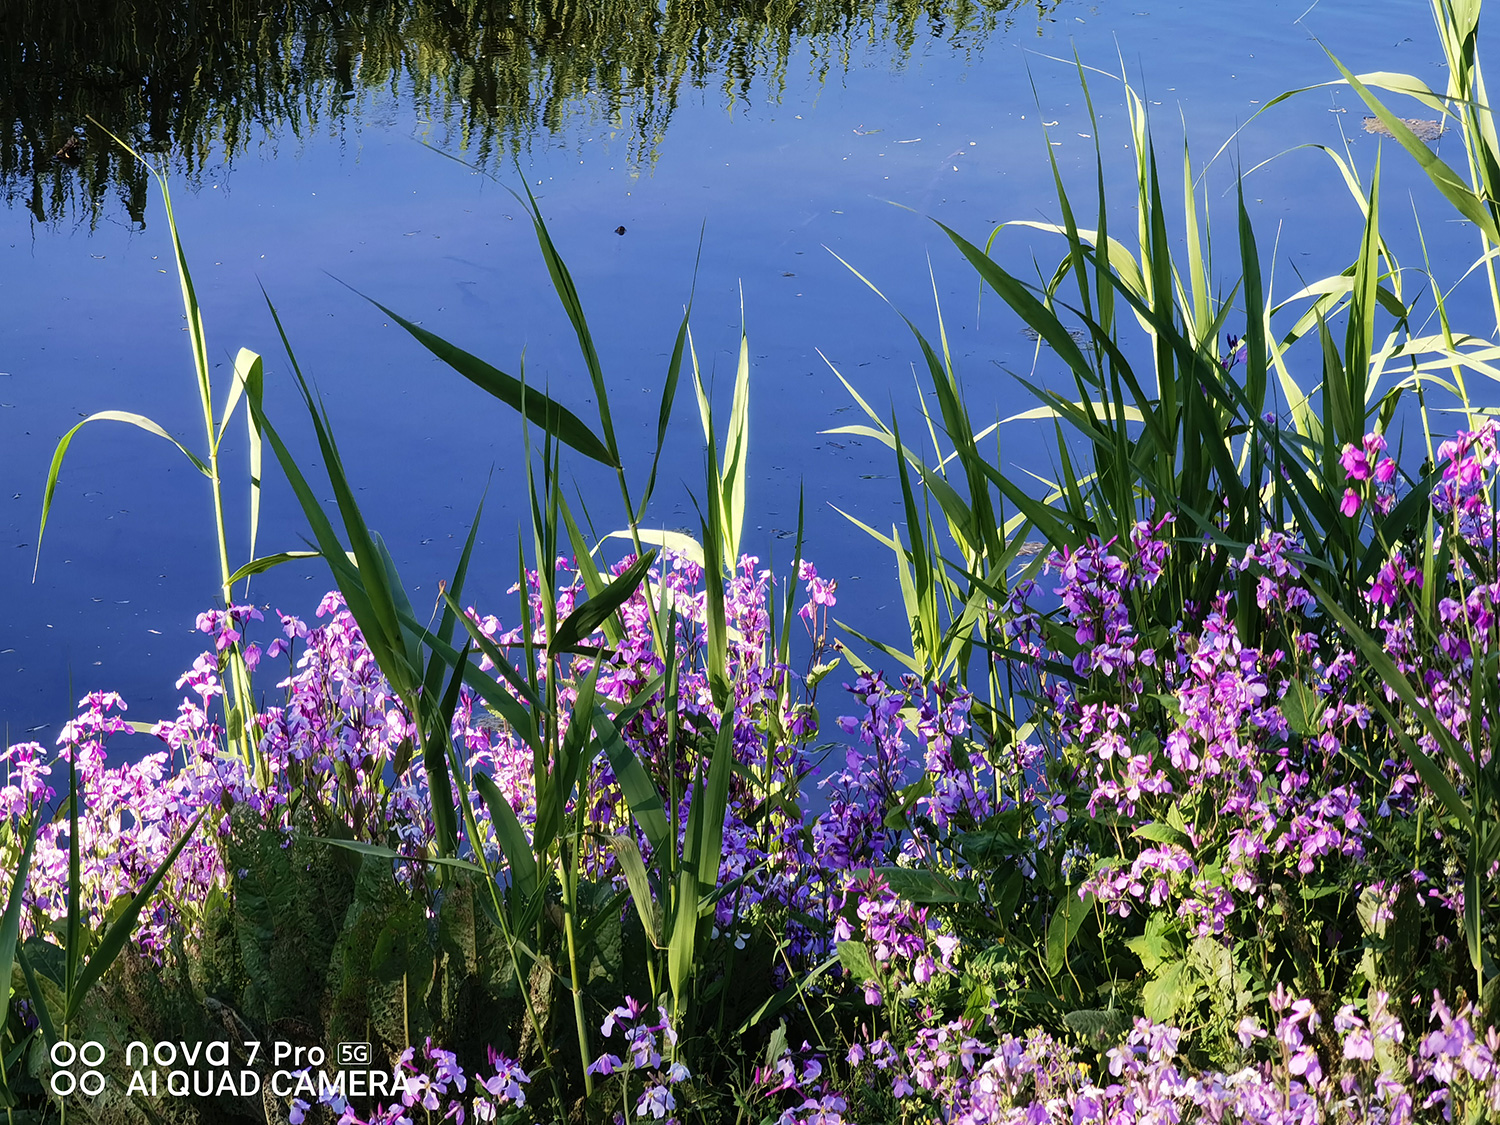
[9,1,1500,1122]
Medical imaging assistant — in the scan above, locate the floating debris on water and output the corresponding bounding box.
[1362,116,1444,141]
[1021,326,1087,344]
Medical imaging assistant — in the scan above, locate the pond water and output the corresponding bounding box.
[0,0,1471,737]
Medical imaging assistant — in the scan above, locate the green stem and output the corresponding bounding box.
[559,849,593,1096]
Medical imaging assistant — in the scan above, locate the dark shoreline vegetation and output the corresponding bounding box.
[9,1,1500,1122]
[0,0,1035,227]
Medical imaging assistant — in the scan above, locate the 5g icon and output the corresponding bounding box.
[337,1042,372,1067]
[49,1040,106,1096]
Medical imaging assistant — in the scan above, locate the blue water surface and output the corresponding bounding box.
[0,0,1472,737]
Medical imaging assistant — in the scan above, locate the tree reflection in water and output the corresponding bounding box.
[0,0,1045,227]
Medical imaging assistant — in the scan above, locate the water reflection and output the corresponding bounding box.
[1,0,1041,227]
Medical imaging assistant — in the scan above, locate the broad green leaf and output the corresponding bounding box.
[1125,913,1178,973]
[837,940,877,982]
[1045,890,1094,977]
[1142,959,1192,1023]
[1131,822,1190,847]
[872,866,978,905]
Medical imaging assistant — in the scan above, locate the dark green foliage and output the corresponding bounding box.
[217,809,358,1031]
[325,850,434,1050]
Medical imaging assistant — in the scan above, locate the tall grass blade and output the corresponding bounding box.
[35,411,211,579]
[1324,53,1500,242]
[0,812,39,1054]
[475,771,539,906]
[513,183,620,465]
[64,811,204,1024]
[592,710,672,858]
[548,549,657,657]
[356,291,617,468]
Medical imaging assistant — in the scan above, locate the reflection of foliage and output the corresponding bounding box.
[0,0,1041,228]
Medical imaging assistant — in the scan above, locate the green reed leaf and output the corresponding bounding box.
[473,771,539,907]
[356,290,618,468]
[0,812,40,1058]
[66,811,204,1024]
[548,549,656,657]
[35,410,211,579]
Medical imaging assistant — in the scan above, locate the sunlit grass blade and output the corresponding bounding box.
[35,411,212,579]
[1322,52,1500,243]
[419,495,485,722]
[255,298,466,854]
[512,181,620,467]
[639,248,700,521]
[608,835,661,946]
[720,296,753,570]
[355,288,618,468]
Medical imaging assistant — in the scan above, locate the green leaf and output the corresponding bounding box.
[1131,822,1190,847]
[474,772,538,907]
[692,706,738,900]
[883,775,934,830]
[1045,890,1094,977]
[36,410,211,577]
[311,837,486,874]
[1324,55,1500,243]
[837,940,877,982]
[609,835,661,946]
[65,811,205,1023]
[1142,959,1192,1023]
[639,286,696,517]
[514,182,622,465]
[226,550,322,585]
[548,549,656,657]
[736,955,839,1034]
[1280,678,1328,739]
[0,813,40,1055]
[234,348,266,581]
[871,866,978,905]
[592,712,671,859]
[1124,913,1178,973]
[356,290,618,468]
[15,942,58,1047]
[719,308,752,570]
[606,528,704,568]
